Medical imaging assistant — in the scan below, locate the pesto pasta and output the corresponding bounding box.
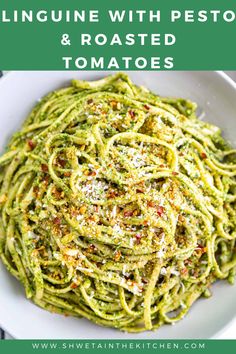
[0,73,236,332]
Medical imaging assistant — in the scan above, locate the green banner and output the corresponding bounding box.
[0,340,235,354]
[0,0,235,70]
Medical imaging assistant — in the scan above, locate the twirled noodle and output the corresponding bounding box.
[0,73,236,332]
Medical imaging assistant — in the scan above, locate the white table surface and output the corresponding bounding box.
[0,71,235,340]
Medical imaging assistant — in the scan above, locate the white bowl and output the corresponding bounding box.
[0,71,236,339]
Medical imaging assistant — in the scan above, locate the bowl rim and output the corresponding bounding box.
[0,70,236,339]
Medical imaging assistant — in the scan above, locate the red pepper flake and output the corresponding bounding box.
[114,250,122,261]
[159,164,165,168]
[88,171,96,177]
[142,278,148,284]
[108,190,119,198]
[181,268,188,275]
[42,175,50,185]
[53,217,61,225]
[71,208,79,217]
[64,171,71,177]
[57,157,66,168]
[70,283,78,289]
[172,171,179,176]
[33,186,39,197]
[184,259,192,265]
[87,99,93,104]
[124,210,134,217]
[33,186,39,193]
[41,164,48,173]
[27,140,36,150]
[110,100,120,110]
[143,104,150,110]
[135,233,142,244]
[196,244,204,249]
[147,201,156,208]
[136,189,144,193]
[157,206,165,217]
[128,110,135,118]
[143,220,148,226]
[196,244,207,254]
[88,244,96,253]
[201,152,207,159]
